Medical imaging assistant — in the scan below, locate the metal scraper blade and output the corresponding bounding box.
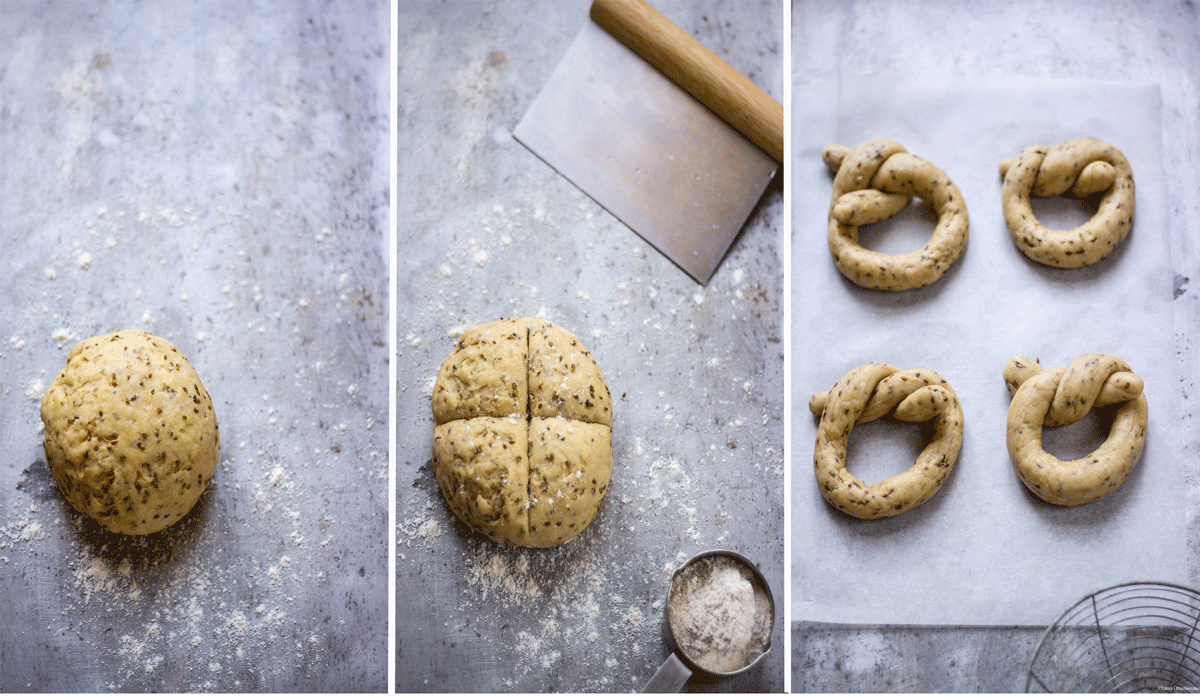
[513,19,778,285]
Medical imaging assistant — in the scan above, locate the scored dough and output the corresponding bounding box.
[41,330,219,535]
[432,317,613,548]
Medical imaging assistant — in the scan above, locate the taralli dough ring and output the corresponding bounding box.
[1004,354,1148,506]
[999,137,1135,268]
[809,363,963,519]
[822,140,969,291]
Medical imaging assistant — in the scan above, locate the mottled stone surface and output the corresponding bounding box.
[397,1,784,692]
[0,1,388,691]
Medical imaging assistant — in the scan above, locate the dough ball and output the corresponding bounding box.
[431,318,613,547]
[40,330,219,535]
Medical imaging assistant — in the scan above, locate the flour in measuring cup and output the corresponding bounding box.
[667,555,770,674]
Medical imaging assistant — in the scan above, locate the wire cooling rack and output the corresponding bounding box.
[1027,581,1200,692]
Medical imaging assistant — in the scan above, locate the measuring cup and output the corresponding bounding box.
[641,549,775,692]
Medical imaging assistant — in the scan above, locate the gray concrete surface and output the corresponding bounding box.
[793,623,1047,693]
[792,0,1200,691]
[0,2,389,691]
[396,1,784,692]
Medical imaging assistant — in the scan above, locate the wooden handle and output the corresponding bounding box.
[590,0,783,163]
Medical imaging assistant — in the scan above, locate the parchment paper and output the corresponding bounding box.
[791,76,1185,625]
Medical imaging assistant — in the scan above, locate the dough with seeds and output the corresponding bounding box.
[1004,354,1147,506]
[822,140,969,291]
[999,137,1134,268]
[41,330,219,535]
[432,317,612,547]
[809,363,962,519]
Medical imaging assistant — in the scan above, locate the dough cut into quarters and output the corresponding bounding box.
[41,330,219,535]
[432,318,613,547]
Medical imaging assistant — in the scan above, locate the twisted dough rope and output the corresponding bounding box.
[822,140,969,291]
[809,364,963,519]
[1004,354,1148,506]
[999,137,1135,268]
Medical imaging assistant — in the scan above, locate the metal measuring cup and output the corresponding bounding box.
[641,549,775,692]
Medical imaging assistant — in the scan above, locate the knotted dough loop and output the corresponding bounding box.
[822,140,969,291]
[1004,354,1148,506]
[999,138,1135,268]
[809,363,963,519]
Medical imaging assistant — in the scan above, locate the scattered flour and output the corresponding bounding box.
[457,537,655,686]
[25,378,45,400]
[416,519,440,539]
[51,328,76,344]
[20,521,43,541]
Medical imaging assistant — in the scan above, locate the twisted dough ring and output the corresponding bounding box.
[1004,354,1148,506]
[810,364,963,519]
[999,138,1135,268]
[822,140,969,291]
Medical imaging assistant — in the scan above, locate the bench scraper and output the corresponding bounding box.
[513,0,782,285]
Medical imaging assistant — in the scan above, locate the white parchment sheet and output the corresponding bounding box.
[791,76,1185,625]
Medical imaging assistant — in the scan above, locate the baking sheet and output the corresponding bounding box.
[791,75,1185,625]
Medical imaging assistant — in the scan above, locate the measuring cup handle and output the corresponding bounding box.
[641,652,692,692]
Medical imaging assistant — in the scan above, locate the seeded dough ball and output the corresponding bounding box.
[41,330,219,535]
[432,317,613,547]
